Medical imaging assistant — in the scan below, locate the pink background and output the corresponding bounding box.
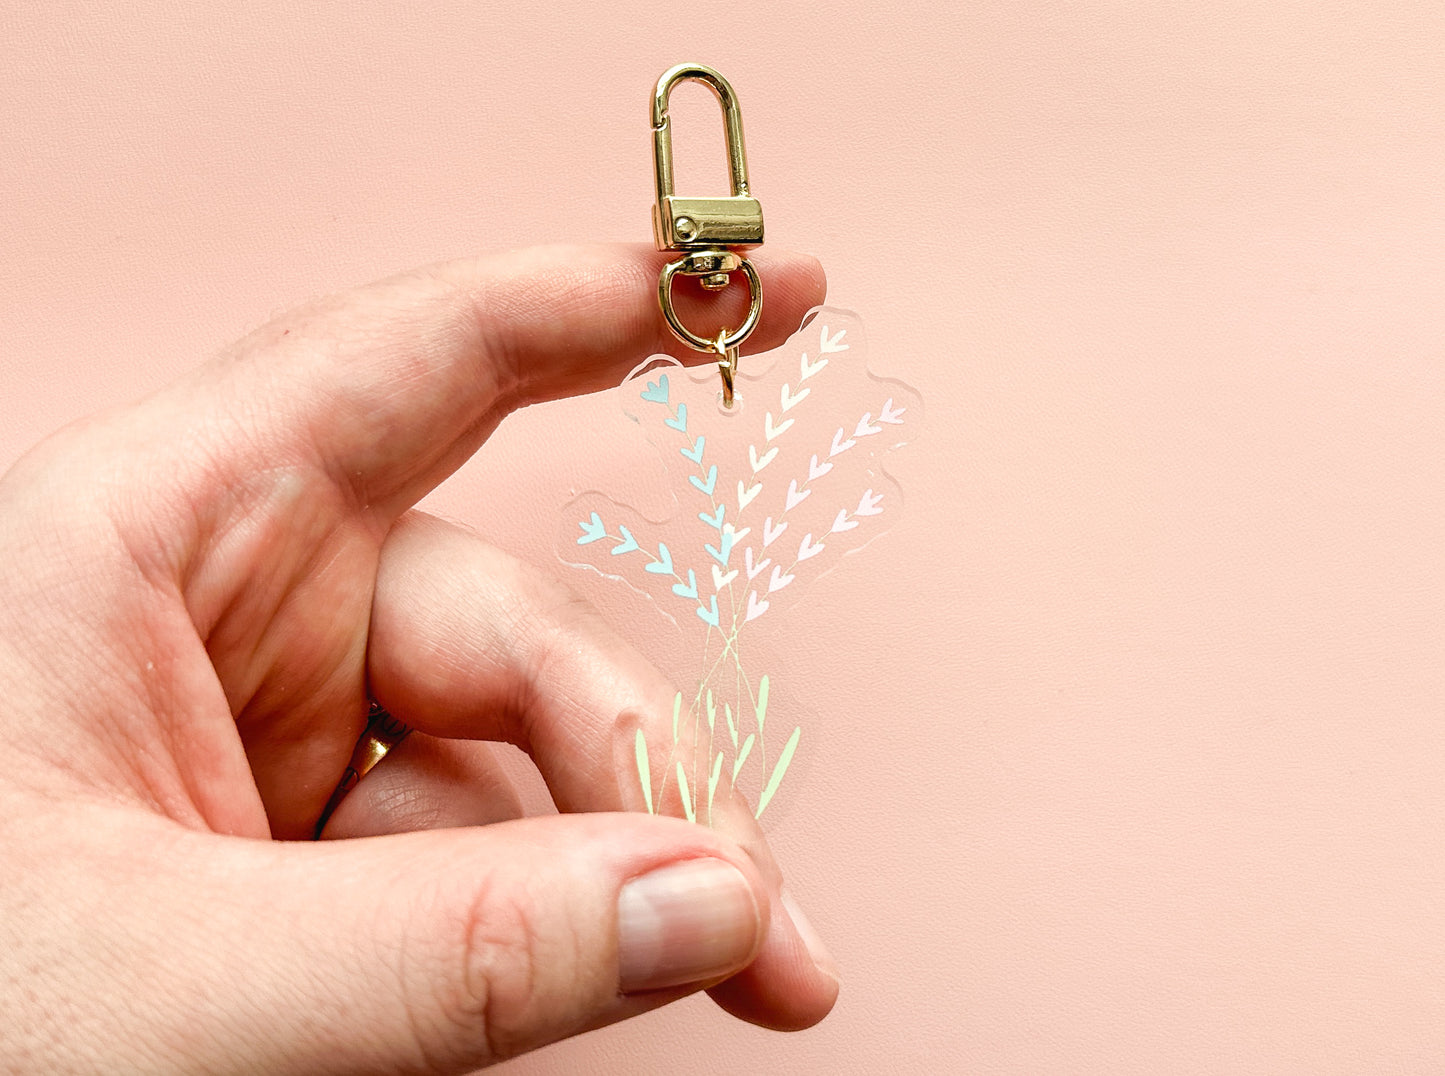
[4,3,1444,1071]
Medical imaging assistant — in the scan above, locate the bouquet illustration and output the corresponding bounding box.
[562,310,917,825]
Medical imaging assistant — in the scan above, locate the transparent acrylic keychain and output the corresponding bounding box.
[558,65,921,826]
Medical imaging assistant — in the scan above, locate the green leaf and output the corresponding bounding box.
[707,751,724,819]
[755,675,770,736]
[756,726,800,819]
[732,733,755,781]
[706,689,716,733]
[725,702,737,748]
[676,761,695,823]
[671,692,682,743]
[634,729,653,814]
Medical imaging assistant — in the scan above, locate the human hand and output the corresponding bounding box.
[0,245,838,1073]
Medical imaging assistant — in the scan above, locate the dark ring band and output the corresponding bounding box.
[312,700,413,840]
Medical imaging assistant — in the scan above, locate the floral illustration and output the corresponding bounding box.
[563,311,917,825]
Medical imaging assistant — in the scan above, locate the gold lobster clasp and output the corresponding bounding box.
[651,63,764,407]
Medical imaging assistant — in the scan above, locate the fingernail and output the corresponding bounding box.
[618,859,760,992]
[782,887,840,983]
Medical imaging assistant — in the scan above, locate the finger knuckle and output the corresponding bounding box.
[439,873,553,1066]
[519,567,600,630]
[507,572,604,689]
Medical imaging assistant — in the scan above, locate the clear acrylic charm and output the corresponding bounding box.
[559,308,920,825]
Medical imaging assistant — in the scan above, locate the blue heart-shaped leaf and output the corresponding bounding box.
[705,531,734,567]
[644,542,673,575]
[689,465,718,498]
[610,525,639,556]
[695,595,719,627]
[577,512,607,545]
[671,569,698,600]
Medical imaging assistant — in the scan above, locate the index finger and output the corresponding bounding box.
[188,243,825,518]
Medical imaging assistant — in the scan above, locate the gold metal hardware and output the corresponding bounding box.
[657,255,762,352]
[712,329,738,408]
[652,63,764,407]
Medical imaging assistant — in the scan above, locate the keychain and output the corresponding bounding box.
[651,63,764,408]
[560,64,920,827]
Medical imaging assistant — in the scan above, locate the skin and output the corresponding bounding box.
[0,244,838,1074]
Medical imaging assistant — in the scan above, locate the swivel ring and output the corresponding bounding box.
[657,256,763,354]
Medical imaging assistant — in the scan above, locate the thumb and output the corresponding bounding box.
[193,813,769,1074]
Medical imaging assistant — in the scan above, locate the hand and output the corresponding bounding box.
[0,244,838,1074]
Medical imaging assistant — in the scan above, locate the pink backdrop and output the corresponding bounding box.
[4,3,1444,1071]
